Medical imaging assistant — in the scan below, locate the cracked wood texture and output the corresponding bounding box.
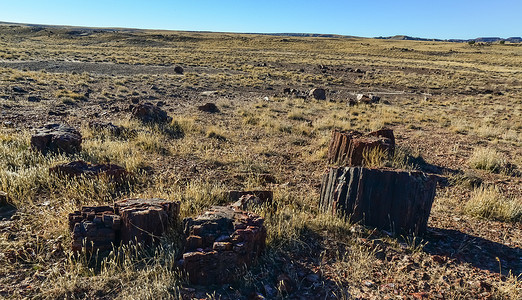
[320,167,437,235]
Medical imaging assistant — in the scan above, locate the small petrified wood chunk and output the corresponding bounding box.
[114,198,180,245]
[31,123,82,154]
[49,160,128,182]
[320,167,437,235]
[181,206,266,285]
[131,102,172,124]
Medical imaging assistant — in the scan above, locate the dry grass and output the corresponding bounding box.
[465,186,522,222]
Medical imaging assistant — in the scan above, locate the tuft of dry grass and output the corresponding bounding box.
[464,186,522,222]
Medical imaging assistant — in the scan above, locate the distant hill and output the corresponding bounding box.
[0,20,519,43]
[377,35,521,43]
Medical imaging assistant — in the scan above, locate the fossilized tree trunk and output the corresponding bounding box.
[327,129,395,166]
[320,166,437,235]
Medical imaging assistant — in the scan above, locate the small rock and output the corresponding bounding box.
[49,160,129,182]
[309,88,326,100]
[305,273,320,283]
[131,102,172,124]
[12,86,27,93]
[27,96,41,102]
[197,103,219,113]
[174,66,184,74]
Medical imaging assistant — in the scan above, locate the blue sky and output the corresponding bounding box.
[0,1,520,39]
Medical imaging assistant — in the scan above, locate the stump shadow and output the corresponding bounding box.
[424,227,521,276]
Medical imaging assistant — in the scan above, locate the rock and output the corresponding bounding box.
[31,123,82,154]
[181,206,266,285]
[231,194,264,210]
[229,191,273,205]
[49,160,128,182]
[200,91,218,97]
[356,94,380,104]
[69,198,180,253]
[12,86,27,94]
[197,103,220,113]
[88,121,124,136]
[0,191,8,206]
[309,88,326,100]
[27,96,41,102]
[174,66,184,74]
[131,102,172,124]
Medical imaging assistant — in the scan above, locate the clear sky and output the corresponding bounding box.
[0,0,520,39]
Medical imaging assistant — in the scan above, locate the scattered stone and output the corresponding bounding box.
[31,123,82,154]
[197,103,220,113]
[131,102,172,124]
[49,160,129,182]
[229,190,273,204]
[356,94,380,104]
[200,91,218,97]
[180,206,266,285]
[327,128,395,166]
[27,95,41,102]
[69,198,180,253]
[174,66,184,74]
[88,121,124,136]
[309,88,326,100]
[12,86,27,94]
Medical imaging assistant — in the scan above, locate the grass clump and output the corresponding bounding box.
[468,147,519,175]
[464,186,522,222]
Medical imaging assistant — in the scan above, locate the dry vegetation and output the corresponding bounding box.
[0,24,521,299]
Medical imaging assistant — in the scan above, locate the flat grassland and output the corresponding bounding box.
[0,25,521,299]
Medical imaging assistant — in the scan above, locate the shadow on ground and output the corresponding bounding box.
[424,227,521,276]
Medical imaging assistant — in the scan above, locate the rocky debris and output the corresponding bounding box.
[31,123,82,154]
[131,102,172,124]
[283,88,306,98]
[200,91,218,97]
[88,121,124,136]
[327,128,395,166]
[320,166,437,235]
[69,198,180,253]
[181,206,267,285]
[309,88,326,100]
[114,198,180,245]
[49,160,129,182]
[229,190,273,204]
[356,94,380,104]
[197,103,220,113]
[174,66,184,74]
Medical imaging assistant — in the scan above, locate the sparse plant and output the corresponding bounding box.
[464,186,522,222]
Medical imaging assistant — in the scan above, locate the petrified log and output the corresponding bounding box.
[68,198,179,253]
[131,102,172,124]
[181,206,266,285]
[327,129,395,166]
[69,206,120,253]
[31,123,82,154]
[49,160,129,182]
[114,198,180,245]
[320,167,437,235]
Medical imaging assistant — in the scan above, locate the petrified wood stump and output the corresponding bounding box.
[181,206,266,285]
[320,167,437,235]
[327,128,395,166]
[68,198,179,253]
[69,206,120,252]
[115,198,180,245]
